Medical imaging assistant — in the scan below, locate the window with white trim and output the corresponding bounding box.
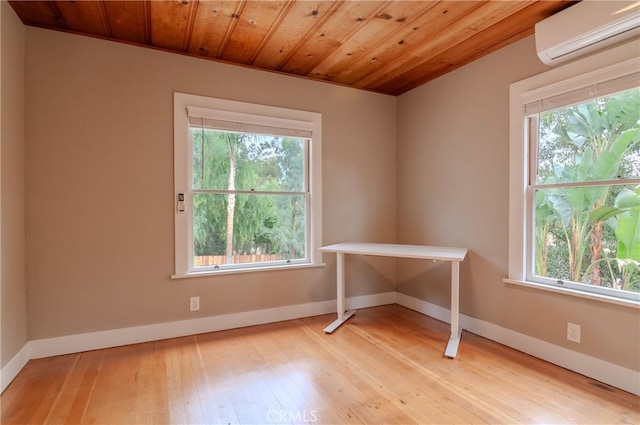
[173,93,322,277]
[508,58,640,304]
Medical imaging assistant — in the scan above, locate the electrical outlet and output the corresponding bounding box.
[567,322,581,343]
[190,296,200,312]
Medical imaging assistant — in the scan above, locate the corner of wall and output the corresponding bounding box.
[0,0,29,386]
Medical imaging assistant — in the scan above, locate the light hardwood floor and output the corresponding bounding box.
[2,305,638,424]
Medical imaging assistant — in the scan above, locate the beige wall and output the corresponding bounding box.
[1,1,28,368]
[24,27,397,340]
[396,36,640,371]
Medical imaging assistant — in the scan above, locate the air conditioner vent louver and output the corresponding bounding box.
[535,1,640,66]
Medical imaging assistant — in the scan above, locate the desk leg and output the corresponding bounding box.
[324,252,355,333]
[444,260,462,358]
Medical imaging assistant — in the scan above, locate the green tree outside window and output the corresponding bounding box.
[533,87,640,293]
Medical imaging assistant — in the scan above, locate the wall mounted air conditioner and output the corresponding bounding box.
[535,0,640,66]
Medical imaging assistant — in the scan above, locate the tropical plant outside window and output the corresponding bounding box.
[190,126,308,269]
[529,86,640,297]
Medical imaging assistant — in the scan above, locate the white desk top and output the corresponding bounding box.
[320,242,467,262]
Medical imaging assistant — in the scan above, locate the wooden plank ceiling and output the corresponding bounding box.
[9,0,574,96]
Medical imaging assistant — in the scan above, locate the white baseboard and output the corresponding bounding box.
[346,291,396,310]
[1,342,30,394]
[28,300,331,360]
[3,291,638,397]
[27,292,395,360]
[395,292,640,396]
[1,292,395,394]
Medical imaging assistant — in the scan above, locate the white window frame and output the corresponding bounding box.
[506,42,640,308]
[172,93,322,278]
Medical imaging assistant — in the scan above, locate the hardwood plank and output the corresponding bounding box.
[280,1,391,76]
[251,1,341,71]
[40,350,101,424]
[102,1,150,45]
[0,355,79,424]
[160,336,209,424]
[297,317,439,424]
[349,1,531,90]
[342,308,544,423]
[301,319,490,423]
[309,0,441,82]
[9,0,572,95]
[79,344,152,424]
[2,305,638,424]
[53,0,110,37]
[187,0,245,58]
[220,0,293,65]
[274,319,411,424]
[378,1,570,94]
[6,1,61,28]
[150,0,198,51]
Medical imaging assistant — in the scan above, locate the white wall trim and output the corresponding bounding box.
[395,292,640,396]
[3,291,638,397]
[173,92,324,278]
[346,291,397,310]
[1,342,30,394]
[29,292,395,360]
[29,300,335,359]
[1,292,395,394]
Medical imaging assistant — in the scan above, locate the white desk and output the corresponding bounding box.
[320,242,468,358]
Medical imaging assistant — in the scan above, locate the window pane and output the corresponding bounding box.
[193,193,307,267]
[536,88,640,185]
[533,184,640,293]
[191,128,306,192]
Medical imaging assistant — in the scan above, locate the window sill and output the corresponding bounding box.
[503,278,640,309]
[171,262,326,280]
